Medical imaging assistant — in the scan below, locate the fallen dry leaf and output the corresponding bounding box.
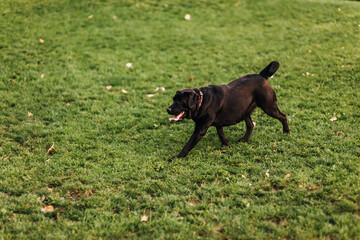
[337,8,341,12]
[47,143,55,154]
[155,87,165,92]
[284,173,291,178]
[189,76,194,82]
[39,38,45,44]
[41,74,45,78]
[330,116,337,122]
[66,103,70,106]
[141,215,148,222]
[28,112,33,117]
[88,15,93,19]
[265,169,270,177]
[307,50,312,54]
[234,2,240,7]
[42,205,54,213]
[106,86,112,90]
[184,14,191,20]
[336,131,344,135]
[112,15,117,20]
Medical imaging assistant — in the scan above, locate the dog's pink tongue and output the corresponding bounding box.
[169,111,185,121]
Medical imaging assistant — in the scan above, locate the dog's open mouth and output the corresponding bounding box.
[169,111,185,122]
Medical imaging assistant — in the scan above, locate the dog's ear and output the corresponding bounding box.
[186,90,199,111]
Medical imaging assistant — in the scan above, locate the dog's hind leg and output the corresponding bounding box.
[216,127,230,146]
[260,101,290,133]
[239,116,254,142]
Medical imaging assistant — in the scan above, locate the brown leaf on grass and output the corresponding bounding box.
[307,184,321,191]
[88,15,93,19]
[189,76,194,82]
[47,143,55,154]
[307,50,312,54]
[39,38,45,44]
[330,116,337,122]
[42,205,54,213]
[265,169,270,177]
[284,173,291,178]
[234,2,240,7]
[28,112,33,117]
[112,16,117,20]
[337,131,344,135]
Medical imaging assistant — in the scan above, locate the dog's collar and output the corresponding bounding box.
[198,90,203,109]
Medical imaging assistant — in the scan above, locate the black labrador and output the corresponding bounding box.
[167,61,290,161]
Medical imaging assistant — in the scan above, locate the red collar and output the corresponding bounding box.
[198,90,203,109]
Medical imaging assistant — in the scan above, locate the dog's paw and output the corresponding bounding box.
[239,137,249,142]
[222,142,230,147]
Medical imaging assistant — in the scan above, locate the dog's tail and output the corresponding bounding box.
[259,61,280,80]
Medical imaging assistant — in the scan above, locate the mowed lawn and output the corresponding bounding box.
[1,0,359,239]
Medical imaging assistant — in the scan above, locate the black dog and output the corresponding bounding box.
[167,61,290,160]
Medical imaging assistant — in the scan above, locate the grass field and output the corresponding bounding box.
[1,0,360,239]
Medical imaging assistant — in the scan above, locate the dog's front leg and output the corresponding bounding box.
[176,129,207,158]
[169,120,212,161]
[216,127,230,146]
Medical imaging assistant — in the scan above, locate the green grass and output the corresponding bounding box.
[1,0,360,238]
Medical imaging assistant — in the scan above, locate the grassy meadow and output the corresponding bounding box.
[1,0,360,238]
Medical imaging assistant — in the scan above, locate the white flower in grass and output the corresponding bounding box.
[184,14,191,20]
[126,63,132,68]
[141,215,148,222]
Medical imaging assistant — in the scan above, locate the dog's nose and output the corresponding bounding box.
[167,107,172,113]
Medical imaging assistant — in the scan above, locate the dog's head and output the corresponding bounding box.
[167,89,201,121]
